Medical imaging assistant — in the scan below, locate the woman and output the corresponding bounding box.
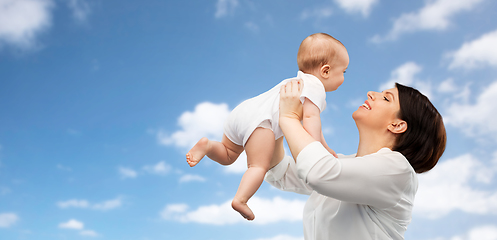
[265,80,446,240]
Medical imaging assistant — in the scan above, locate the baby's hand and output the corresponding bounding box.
[328,149,338,158]
[322,141,338,158]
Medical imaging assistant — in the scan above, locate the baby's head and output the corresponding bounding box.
[297,33,349,92]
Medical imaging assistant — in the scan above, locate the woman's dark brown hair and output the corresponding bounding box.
[393,83,447,173]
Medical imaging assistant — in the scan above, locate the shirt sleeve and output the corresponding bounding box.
[264,155,314,195]
[297,141,414,209]
[299,74,326,112]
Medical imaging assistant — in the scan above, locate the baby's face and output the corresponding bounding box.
[324,46,349,92]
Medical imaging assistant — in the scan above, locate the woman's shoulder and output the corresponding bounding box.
[364,148,416,174]
[336,153,356,158]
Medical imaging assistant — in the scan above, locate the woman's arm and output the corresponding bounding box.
[298,142,414,208]
[279,80,316,160]
[280,80,412,208]
[265,154,314,195]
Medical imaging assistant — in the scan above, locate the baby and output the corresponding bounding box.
[186,33,349,220]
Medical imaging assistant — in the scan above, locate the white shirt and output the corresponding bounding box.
[224,71,326,146]
[265,142,418,240]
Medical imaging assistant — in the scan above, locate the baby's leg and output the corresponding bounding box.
[270,137,285,169]
[186,135,244,167]
[232,127,274,220]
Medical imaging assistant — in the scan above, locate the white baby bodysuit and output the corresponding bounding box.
[224,71,326,146]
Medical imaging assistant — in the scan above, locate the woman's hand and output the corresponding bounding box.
[279,80,304,122]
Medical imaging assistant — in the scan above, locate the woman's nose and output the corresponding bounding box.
[367,91,376,100]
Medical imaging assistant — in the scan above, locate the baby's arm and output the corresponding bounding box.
[302,98,323,142]
[302,99,337,157]
[320,131,338,157]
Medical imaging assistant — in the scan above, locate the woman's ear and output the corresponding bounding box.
[320,65,331,79]
[388,120,407,134]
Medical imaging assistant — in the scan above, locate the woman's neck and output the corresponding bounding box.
[356,129,395,157]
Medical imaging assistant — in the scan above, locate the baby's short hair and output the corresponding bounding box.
[297,33,344,73]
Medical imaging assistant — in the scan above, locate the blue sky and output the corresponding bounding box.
[1,0,497,239]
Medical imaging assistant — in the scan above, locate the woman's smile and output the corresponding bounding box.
[361,100,371,110]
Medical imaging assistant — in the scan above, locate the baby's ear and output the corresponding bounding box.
[320,65,331,79]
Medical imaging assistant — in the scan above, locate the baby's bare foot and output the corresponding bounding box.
[232,199,255,221]
[186,137,210,167]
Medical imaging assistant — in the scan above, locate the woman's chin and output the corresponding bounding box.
[352,108,364,121]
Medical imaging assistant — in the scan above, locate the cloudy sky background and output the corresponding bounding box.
[1,0,497,239]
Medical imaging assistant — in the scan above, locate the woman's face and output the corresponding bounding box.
[352,87,402,131]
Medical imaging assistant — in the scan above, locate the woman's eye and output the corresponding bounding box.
[383,96,390,102]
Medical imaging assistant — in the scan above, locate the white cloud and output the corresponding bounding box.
[158,102,231,149]
[438,225,497,240]
[379,62,421,90]
[59,219,99,237]
[91,197,122,211]
[379,62,433,99]
[67,0,91,22]
[80,230,99,237]
[438,78,457,93]
[161,196,305,225]
[444,80,497,141]
[57,199,90,209]
[0,213,19,228]
[121,162,176,179]
[143,161,171,175]
[215,0,238,18]
[80,230,98,237]
[438,79,472,102]
[59,219,84,230]
[254,235,304,240]
[414,152,497,219]
[155,100,245,175]
[163,203,189,214]
[334,0,377,17]
[57,197,122,211]
[179,174,206,183]
[447,29,497,70]
[300,7,333,20]
[0,0,54,49]
[118,166,137,179]
[462,225,497,240]
[371,0,485,42]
